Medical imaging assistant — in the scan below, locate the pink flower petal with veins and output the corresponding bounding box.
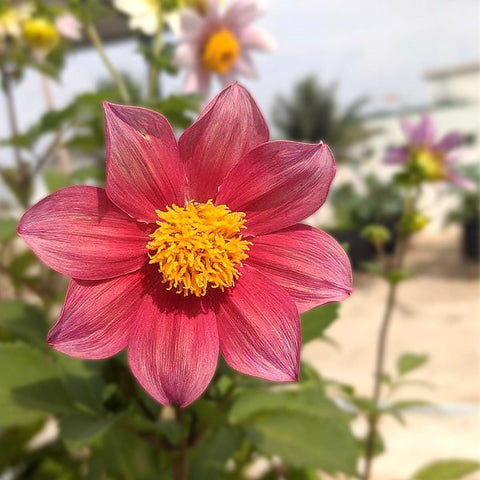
[179,83,269,201]
[48,265,159,359]
[248,225,352,314]
[18,186,148,280]
[215,265,300,382]
[104,102,187,223]
[128,286,218,407]
[216,141,335,235]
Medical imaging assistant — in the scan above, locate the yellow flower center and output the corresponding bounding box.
[22,18,59,53]
[411,149,446,181]
[202,28,239,74]
[147,200,251,297]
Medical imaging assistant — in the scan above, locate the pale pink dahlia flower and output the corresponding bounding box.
[384,114,473,189]
[18,84,352,407]
[174,0,275,96]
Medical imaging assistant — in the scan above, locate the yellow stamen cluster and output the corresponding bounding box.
[411,149,446,181]
[202,28,239,74]
[147,200,251,297]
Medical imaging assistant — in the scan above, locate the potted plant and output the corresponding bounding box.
[446,165,479,261]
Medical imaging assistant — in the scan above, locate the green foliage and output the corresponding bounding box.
[230,386,358,476]
[272,76,373,162]
[0,301,48,350]
[0,342,70,427]
[0,218,17,242]
[300,303,339,344]
[397,353,429,376]
[411,459,480,480]
[329,174,403,231]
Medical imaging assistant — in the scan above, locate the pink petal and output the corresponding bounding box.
[384,147,408,164]
[218,70,238,87]
[234,52,257,78]
[411,114,435,147]
[215,264,300,382]
[247,225,352,314]
[447,168,476,191]
[216,141,335,236]
[239,25,276,51]
[400,118,414,139]
[128,287,218,406]
[179,83,269,202]
[433,132,463,152]
[104,102,187,223]
[179,8,205,39]
[48,266,159,359]
[184,65,211,96]
[224,0,267,28]
[173,43,196,68]
[17,186,148,280]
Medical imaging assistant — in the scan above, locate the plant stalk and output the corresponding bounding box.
[85,20,131,103]
[41,74,72,174]
[147,2,163,99]
[172,406,188,480]
[1,65,29,205]
[362,191,415,479]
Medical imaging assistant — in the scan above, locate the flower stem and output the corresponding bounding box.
[363,280,397,479]
[172,406,188,480]
[362,191,415,479]
[1,65,29,206]
[41,74,72,174]
[147,3,163,99]
[85,19,131,103]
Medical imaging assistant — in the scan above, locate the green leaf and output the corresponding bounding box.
[0,342,72,427]
[229,386,358,475]
[71,165,105,183]
[397,353,429,376]
[43,169,71,192]
[59,414,117,446]
[189,426,243,480]
[301,303,339,344]
[0,218,17,242]
[0,301,48,349]
[411,459,480,480]
[56,355,105,413]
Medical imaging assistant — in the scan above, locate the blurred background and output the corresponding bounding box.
[0,1,479,479]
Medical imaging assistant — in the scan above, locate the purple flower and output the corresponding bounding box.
[384,114,474,189]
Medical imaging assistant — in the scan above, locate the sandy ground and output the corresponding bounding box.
[304,228,480,479]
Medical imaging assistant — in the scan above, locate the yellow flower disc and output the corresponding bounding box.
[147,200,251,296]
[202,28,239,74]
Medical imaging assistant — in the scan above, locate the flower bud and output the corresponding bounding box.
[399,211,429,234]
[22,17,59,53]
[361,224,391,246]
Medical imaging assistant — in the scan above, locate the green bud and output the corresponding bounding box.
[399,211,429,234]
[361,224,391,246]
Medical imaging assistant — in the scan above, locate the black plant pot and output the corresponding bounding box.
[329,229,376,271]
[462,217,479,261]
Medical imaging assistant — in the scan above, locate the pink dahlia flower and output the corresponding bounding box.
[384,114,474,189]
[174,0,275,96]
[18,84,352,407]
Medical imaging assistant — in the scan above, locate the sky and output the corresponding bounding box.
[0,0,479,165]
